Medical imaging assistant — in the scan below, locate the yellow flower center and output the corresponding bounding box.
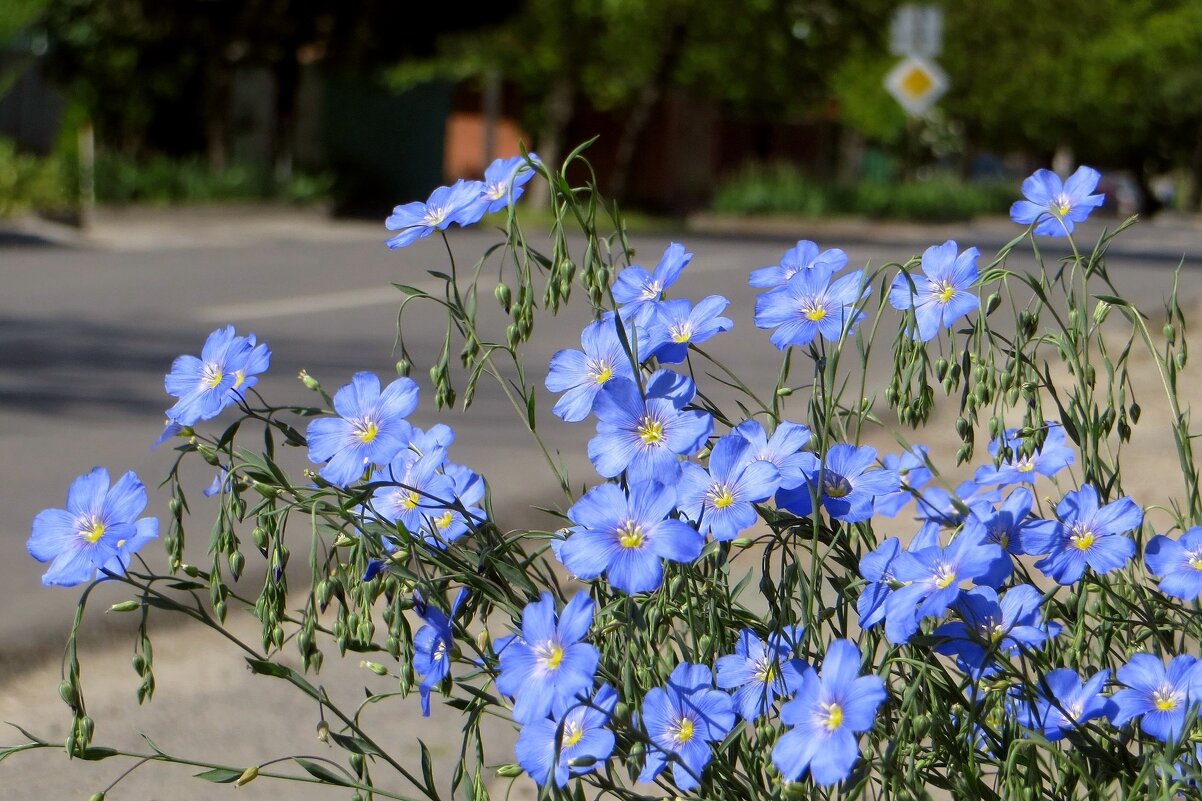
[356,419,380,444]
[538,642,565,670]
[487,181,507,200]
[671,322,694,344]
[397,489,421,511]
[203,363,224,389]
[81,516,107,544]
[1052,195,1072,217]
[1016,459,1035,473]
[937,282,956,304]
[637,416,664,445]
[233,370,246,389]
[821,702,844,732]
[1154,687,1180,712]
[823,475,852,499]
[592,362,614,385]
[708,484,735,509]
[755,659,777,683]
[641,280,662,300]
[1069,524,1096,552]
[618,521,645,549]
[435,511,455,530]
[673,718,695,744]
[804,304,828,322]
[933,565,958,590]
[1189,552,1202,571]
[424,206,448,225]
[562,721,584,747]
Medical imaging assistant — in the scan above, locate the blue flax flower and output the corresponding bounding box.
[1015,668,1114,741]
[28,467,159,587]
[413,588,467,716]
[888,241,980,342]
[515,684,617,788]
[1111,654,1202,743]
[777,444,899,523]
[934,585,1060,677]
[974,423,1075,487]
[497,593,600,725]
[749,240,847,290]
[545,313,636,423]
[588,371,712,484]
[386,179,487,249]
[772,640,887,786]
[678,434,780,541]
[873,446,933,518]
[478,154,539,215]
[612,243,692,321]
[961,487,1053,557]
[1144,527,1202,601]
[639,663,735,791]
[164,326,271,426]
[884,526,1006,644]
[859,535,927,631]
[716,626,807,721]
[643,296,733,364]
[1010,167,1104,237]
[417,463,485,547]
[560,480,703,594]
[754,270,868,349]
[731,419,816,495]
[370,452,456,536]
[306,373,419,486]
[1024,484,1140,585]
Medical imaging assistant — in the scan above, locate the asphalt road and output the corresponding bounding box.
[1,210,1198,799]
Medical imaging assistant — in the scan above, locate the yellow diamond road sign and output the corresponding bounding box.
[885,55,948,117]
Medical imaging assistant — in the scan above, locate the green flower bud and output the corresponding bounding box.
[235,767,259,787]
[494,283,512,311]
[1130,402,1141,423]
[1165,323,1177,343]
[495,764,524,778]
[109,600,139,613]
[984,292,1001,315]
[395,358,411,377]
[361,661,388,676]
[316,720,329,743]
[89,794,106,801]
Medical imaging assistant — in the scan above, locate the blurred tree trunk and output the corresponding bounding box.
[272,54,301,187]
[1186,122,1202,212]
[610,21,688,204]
[204,60,231,173]
[527,76,574,211]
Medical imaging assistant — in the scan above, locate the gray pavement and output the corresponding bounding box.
[2,205,1200,800]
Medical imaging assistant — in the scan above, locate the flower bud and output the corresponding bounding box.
[495,764,524,778]
[109,600,139,613]
[1165,323,1177,343]
[298,369,322,391]
[395,359,411,377]
[1130,402,1141,423]
[89,794,106,801]
[1093,300,1111,325]
[360,661,388,676]
[984,292,1001,315]
[316,720,330,743]
[235,767,259,787]
[494,283,512,311]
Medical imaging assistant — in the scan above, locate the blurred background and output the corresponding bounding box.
[3,0,1201,223]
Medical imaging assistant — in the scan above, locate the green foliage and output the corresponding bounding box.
[712,162,1013,221]
[0,138,71,215]
[93,154,331,205]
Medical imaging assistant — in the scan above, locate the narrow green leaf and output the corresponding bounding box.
[294,757,351,786]
[193,767,243,783]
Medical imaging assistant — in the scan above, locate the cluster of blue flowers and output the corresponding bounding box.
[385,155,539,249]
[304,371,486,551]
[34,157,1202,798]
[27,323,273,586]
